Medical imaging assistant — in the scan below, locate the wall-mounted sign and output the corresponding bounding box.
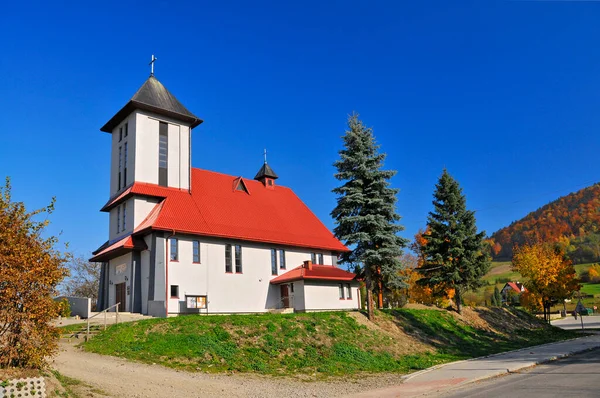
[186,295,207,309]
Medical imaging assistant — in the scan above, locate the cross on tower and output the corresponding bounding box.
[149,54,158,76]
[264,149,268,164]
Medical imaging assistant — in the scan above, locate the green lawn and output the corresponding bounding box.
[581,283,600,296]
[81,309,576,377]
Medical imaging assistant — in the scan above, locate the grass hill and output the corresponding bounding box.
[489,183,600,263]
[77,308,574,377]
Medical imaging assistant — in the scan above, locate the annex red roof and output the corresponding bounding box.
[106,168,349,252]
[270,263,356,284]
[90,235,147,262]
[505,282,526,293]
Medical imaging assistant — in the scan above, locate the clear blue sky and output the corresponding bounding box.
[2,1,600,258]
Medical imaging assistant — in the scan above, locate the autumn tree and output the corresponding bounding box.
[0,178,69,368]
[331,114,408,320]
[417,169,490,314]
[512,242,580,322]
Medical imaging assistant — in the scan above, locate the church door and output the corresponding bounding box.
[280,285,290,308]
[115,283,126,312]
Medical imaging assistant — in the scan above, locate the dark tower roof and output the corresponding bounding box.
[254,163,279,181]
[101,75,203,132]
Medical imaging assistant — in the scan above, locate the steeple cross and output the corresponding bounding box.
[264,148,268,164]
[149,54,158,76]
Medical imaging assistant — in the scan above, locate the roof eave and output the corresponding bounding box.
[100,101,203,133]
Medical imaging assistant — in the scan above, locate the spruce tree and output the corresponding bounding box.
[331,114,408,320]
[493,286,502,307]
[417,169,490,314]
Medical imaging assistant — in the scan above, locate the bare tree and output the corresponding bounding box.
[60,255,100,308]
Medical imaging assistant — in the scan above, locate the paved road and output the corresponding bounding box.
[440,348,600,398]
[552,314,600,330]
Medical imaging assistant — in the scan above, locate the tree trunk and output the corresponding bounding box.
[378,279,383,309]
[365,266,375,321]
[455,287,462,314]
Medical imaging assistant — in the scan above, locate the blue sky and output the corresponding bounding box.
[2,1,600,257]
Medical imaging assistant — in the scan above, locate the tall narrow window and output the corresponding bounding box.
[119,127,123,142]
[235,245,243,273]
[158,122,168,187]
[271,249,277,275]
[123,142,128,187]
[118,146,122,190]
[225,244,232,273]
[339,283,345,299]
[279,249,286,270]
[317,253,324,265]
[124,122,128,137]
[122,202,127,231]
[346,283,352,299]
[170,238,178,261]
[116,206,120,234]
[193,240,200,263]
[310,253,316,264]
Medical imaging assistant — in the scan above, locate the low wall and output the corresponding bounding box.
[55,296,91,319]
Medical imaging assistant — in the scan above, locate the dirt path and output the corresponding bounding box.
[51,341,402,397]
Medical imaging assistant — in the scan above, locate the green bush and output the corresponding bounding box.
[57,298,71,318]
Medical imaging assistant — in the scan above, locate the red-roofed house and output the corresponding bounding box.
[501,281,526,304]
[92,74,359,316]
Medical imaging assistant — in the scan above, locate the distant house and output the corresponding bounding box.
[501,282,526,304]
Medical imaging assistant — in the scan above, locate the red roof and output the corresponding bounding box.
[90,235,147,262]
[504,282,526,293]
[103,168,349,253]
[270,263,356,284]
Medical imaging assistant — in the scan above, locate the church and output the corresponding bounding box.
[91,69,359,317]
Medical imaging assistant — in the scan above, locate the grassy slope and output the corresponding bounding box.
[82,309,576,376]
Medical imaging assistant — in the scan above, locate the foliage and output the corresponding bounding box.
[82,309,576,376]
[331,114,408,318]
[489,183,600,262]
[57,299,71,318]
[580,263,600,283]
[416,169,491,314]
[512,242,580,321]
[0,178,69,368]
[60,255,101,308]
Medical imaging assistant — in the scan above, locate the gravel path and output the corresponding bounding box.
[51,341,403,397]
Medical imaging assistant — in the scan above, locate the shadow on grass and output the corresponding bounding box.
[382,308,576,359]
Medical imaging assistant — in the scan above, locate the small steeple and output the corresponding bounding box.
[254,149,278,188]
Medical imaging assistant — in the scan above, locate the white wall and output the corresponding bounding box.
[303,281,360,311]
[133,197,161,227]
[163,235,339,314]
[109,114,135,197]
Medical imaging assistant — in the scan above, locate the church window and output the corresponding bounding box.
[317,253,324,264]
[235,179,249,193]
[122,203,127,231]
[346,284,352,299]
[170,285,179,298]
[279,249,286,270]
[170,238,178,261]
[116,206,120,234]
[119,127,123,142]
[159,122,168,187]
[225,244,232,273]
[271,249,277,275]
[124,122,128,137]
[310,253,316,264]
[235,245,243,273]
[123,142,128,187]
[118,146,122,190]
[193,240,200,263]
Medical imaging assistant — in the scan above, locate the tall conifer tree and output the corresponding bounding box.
[418,169,490,314]
[331,114,407,320]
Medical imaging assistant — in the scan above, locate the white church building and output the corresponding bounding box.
[91,72,359,317]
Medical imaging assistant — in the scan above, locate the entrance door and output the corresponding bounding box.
[115,283,126,312]
[280,285,290,308]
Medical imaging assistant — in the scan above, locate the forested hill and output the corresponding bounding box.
[489,183,600,263]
